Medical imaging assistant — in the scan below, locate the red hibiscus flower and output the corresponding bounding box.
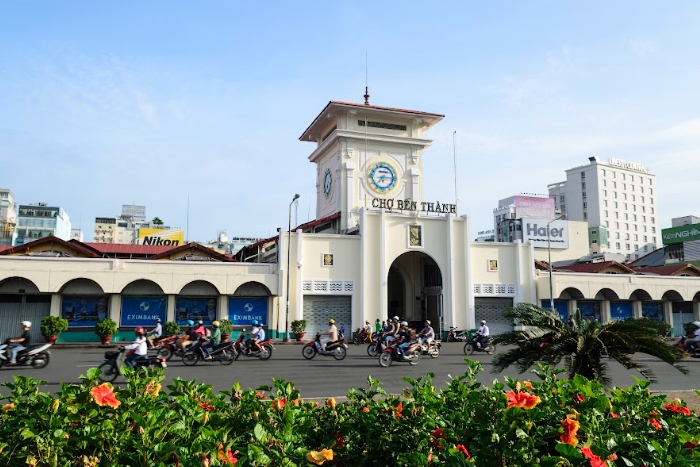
[271,398,286,410]
[574,394,585,403]
[255,392,264,399]
[455,444,471,459]
[684,441,698,449]
[394,402,403,418]
[663,403,692,416]
[609,412,619,418]
[218,445,238,465]
[505,390,541,410]
[580,446,617,467]
[560,415,580,447]
[90,383,121,409]
[198,401,215,412]
[334,433,345,449]
[649,418,662,431]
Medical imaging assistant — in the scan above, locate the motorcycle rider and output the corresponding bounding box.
[375,319,382,335]
[245,319,265,354]
[418,320,435,350]
[319,318,338,351]
[200,320,222,360]
[382,316,401,344]
[364,320,372,341]
[7,321,32,365]
[475,320,490,349]
[146,318,163,348]
[395,321,412,359]
[686,321,700,352]
[194,320,208,339]
[124,327,148,368]
[178,320,196,349]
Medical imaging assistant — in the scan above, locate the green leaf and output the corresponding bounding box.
[85,367,102,380]
[253,423,268,443]
[248,444,271,465]
[619,456,634,466]
[515,428,528,438]
[555,443,583,459]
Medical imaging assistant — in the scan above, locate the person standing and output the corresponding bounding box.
[375,319,382,335]
[8,321,32,365]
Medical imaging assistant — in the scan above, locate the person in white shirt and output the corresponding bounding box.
[146,318,163,348]
[363,320,372,341]
[245,320,265,353]
[319,319,338,351]
[476,320,490,349]
[124,327,148,368]
[418,320,435,347]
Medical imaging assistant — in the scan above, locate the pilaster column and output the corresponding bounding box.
[379,209,387,319]
[445,213,455,333]
[663,301,673,327]
[693,301,700,322]
[50,293,61,317]
[633,301,643,319]
[568,300,578,319]
[601,301,611,323]
[218,294,228,322]
[109,294,121,324]
[166,295,176,323]
[463,215,475,331]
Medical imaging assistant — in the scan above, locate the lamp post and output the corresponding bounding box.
[284,194,300,342]
[548,214,566,311]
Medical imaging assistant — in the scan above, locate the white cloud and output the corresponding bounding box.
[625,36,658,57]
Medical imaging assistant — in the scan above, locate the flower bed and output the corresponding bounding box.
[0,361,698,466]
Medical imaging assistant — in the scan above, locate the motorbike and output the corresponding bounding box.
[417,338,441,358]
[302,333,348,360]
[367,332,391,357]
[0,340,51,369]
[463,334,495,355]
[352,328,372,345]
[676,335,700,358]
[151,334,181,361]
[98,347,167,383]
[232,333,274,360]
[447,327,468,342]
[182,340,235,366]
[378,339,421,367]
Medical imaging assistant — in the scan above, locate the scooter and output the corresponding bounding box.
[182,340,235,366]
[367,332,390,357]
[98,347,167,383]
[379,340,421,367]
[417,339,441,358]
[232,333,274,360]
[302,333,348,360]
[447,327,468,342]
[0,340,52,369]
[352,328,371,345]
[151,334,180,361]
[463,334,496,355]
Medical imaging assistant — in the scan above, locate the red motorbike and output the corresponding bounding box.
[378,339,421,367]
[232,333,274,360]
[352,328,372,345]
[152,334,181,361]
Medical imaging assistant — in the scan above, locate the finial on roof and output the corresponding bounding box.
[364,86,370,105]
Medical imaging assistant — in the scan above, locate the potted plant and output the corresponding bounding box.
[164,321,181,336]
[291,320,306,341]
[219,319,233,342]
[40,315,69,344]
[95,318,118,345]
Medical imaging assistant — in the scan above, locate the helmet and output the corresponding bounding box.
[425,320,431,325]
[212,320,220,327]
[393,316,399,321]
[251,319,259,326]
[21,321,32,328]
[135,327,145,335]
[329,319,335,324]
[693,321,700,327]
[154,318,161,323]
[365,320,370,324]
[187,320,195,326]
[480,320,486,325]
[401,321,408,327]
[197,320,204,325]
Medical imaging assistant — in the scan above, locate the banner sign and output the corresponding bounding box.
[175,297,217,325]
[61,296,109,327]
[138,228,184,246]
[577,301,601,322]
[608,158,649,173]
[228,297,268,326]
[522,218,570,249]
[642,302,664,321]
[662,224,700,245]
[120,297,167,327]
[541,300,569,320]
[610,301,633,320]
[515,195,555,219]
[371,198,456,214]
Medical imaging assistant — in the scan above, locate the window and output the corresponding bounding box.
[642,215,646,222]
[583,202,587,208]
[582,191,587,199]
[650,188,653,195]
[626,244,630,250]
[625,223,629,230]
[614,201,618,208]
[633,214,637,221]
[644,235,647,242]
[602,169,606,176]
[624,203,628,210]
[603,180,607,187]
[583,212,588,220]
[625,233,630,240]
[581,172,586,179]
[631,185,635,192]
[640,187,644,193]
[652,226,656,233]
[641,196,645,203]
[642,206,646,213]
[603,190,608,197]
[582,183,586,190]
[653,236,656,243]
[649,178,652,186]
[644,245,648,252]
[613,172,617,178]
[651,207,654,214]
[630,175,634,182]
[605,210,609,217]
[622,174,626,180]
[605,221,609,227]
[604,200,608,207]
[613,181,617,188]
[624,213,628,220]
[614,192,618,198]
[643,225,647,232]
[651,218,655,225]
[650,198,654,205]
[615,222,620,229]
[623,193,627,200]
[592,230,597,234]
[623,183,627,190]
[561,204,566,211]
[634,234,638,241]
[631,195,635,201]
[616,242,621,249]
[615,232,620,239]
[632,204,636,211]
[614,211,619,218]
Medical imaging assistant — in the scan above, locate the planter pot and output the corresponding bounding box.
[100,335,113,345]
[221,333,231,342]
[44,335,59,344]
[294,332,305,342]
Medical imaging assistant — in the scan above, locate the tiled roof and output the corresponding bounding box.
[0,245,11,252]
[0,236,100,257]
[83,242,176,256]
[534,260,550,271]
[556,261,635,274]
[147,242,233,262]
[329,101,445,118]
[632,264,700,276]
[294,211,341,232]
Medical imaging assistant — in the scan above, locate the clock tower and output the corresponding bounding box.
[299,100,444,231]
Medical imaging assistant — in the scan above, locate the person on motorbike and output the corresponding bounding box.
[475,320,490,349]
[375,319,382,335]
[319,319,338,351]
[382,316,400,344]
[146,318,163,348]
[123,327,148,368]
[178,320,196,349]
[7,321,32,365]
[194,320,208,338]
[686,321,700,352]
[245,320,265,354]
[364,320,372,341]
[200,320,221,360]
[395,321,412,359]
[418,320,435,349]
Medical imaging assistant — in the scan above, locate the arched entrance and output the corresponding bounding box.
[387,252,443,333]
[0,277,50,342]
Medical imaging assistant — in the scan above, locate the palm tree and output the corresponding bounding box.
[491,303,687,385]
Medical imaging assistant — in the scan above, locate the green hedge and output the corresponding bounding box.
[0,361,698,466]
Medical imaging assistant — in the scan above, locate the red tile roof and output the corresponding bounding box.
[82,242,176,256]
[294,212,341,232]
[556,261,635,274]
[0,245,11,252]
[0,236,100,257]
[632,264,700,276]
[147,242,233,262]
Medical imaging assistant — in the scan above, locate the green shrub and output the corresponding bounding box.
[291,319,307,333]
[39,315,69,336]
[164,321,180,335]
[94,318,118,337]
[218,319,233,334]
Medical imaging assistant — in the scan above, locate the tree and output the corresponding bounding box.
[491,303,687,385]
[151,217,164,226]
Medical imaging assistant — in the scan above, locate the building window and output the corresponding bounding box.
[650,188,653,195]
[623,183,627,190]
[642,215,646,222]
[581,172,586,179]
[626,244,630,250]
[644,245,648,252]
[616,242,621,249]
[605,210,609,217]
[583,212,588,220]
[641,196,645,203]
[615,222,620,229]
[582,191,587,199]
[603,200,608,207]
[651,219,655,226]
[614,192,618,198]
[602,169,606,176]
[605,221,609,227]
[613,172,616,178]
[613,181,617,188]
[625,233,630,240]
[633,214,637,221]
[583,202,587,208]
[624,213,628,220]
[649,178,652,186]
[631,185,635,192]
[622,174,626,180]
[561,204,566,211]
[644,235,647,242]
[614,201,618,208]
[634,234,638,241]
[651,226,656,233]
[650,198,654,205]
[653,236,656,243]
[642,206,645,213]
[624,203,628,210]
[651,207,654,214]
[643,225,647,232]
[640,187,644,193]
[603,190,608,197]
[632,204,636,211]
[625,223,629,230]
[615,232,620,239]
[603,180,607,187]
[614,212,618,218]
[632,195,635,201]
[630,175,634,182]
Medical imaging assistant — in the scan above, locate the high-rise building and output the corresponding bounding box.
[0,188,17,246]
[548,157,659,261]
[121,204,146,223]
[70,228,84,242]
[15,202,71,245]
[493,194,555,242]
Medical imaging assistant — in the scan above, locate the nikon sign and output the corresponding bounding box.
[662,224,700,245]
[138,228,184,246]
[522,218,570,249]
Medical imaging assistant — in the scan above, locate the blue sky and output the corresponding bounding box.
[1,1,699,242]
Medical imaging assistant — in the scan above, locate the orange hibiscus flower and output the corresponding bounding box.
[218,445,238,465]
[560,415,580,447]
[271,398,286,410]
[663,403,692,416]
[326,397,337,410]
[90,383,121,409]
[649,418,662,431]
[505,390,541,410]
[306,449,334,465]
[580,446,616,467]
[455,444,471,459]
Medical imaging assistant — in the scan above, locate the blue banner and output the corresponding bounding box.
[610,301,633,320]
[228,297,267,326]
[121,297,167,327]
[541,300,569,320]
[175,297,217,325]
[642,302,664,321]
[61,296,109,327]
[577,301,601,322]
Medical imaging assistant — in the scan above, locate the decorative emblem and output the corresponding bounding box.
[409,225,422,247]
[323,169,332,197]
[367,162,397,193]
[323,254,334,266]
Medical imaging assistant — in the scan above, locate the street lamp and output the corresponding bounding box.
[548,214,566,311]
[284,194,300,342]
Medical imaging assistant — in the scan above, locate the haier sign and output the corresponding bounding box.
[522,218,570,249]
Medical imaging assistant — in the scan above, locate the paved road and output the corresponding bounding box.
[1,343,698,398]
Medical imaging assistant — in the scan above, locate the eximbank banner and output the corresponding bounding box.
[662,224,700,245]
[521,218,570,249]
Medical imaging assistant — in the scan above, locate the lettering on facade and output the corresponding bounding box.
[608,158,650,173]
[526,223,564,238]
[371,198,457,214]
[143,236,180,246]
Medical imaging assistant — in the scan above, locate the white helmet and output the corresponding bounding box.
[693,321,700,327]
[425,320,431,325]
[393,316,399,321]
[400,321,408,327]
[21,321,32,328]
[480,320,486,325]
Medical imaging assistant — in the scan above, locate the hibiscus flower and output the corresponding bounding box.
[326,397,337,409]
[455,444,471,459]
[218,445,238,465]
[306,449,334,465]
[90,383,121,409]
[271,398,286,410]
[505,390,541,409]
[663,403,692,416]
[560,414,580,447]
[649,418,662,431]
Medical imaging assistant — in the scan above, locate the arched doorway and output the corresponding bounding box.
[229,282,271,330]
[0,277,50,342]
[387,252,443,333]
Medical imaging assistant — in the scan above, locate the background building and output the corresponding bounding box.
[493,194,555,243]
[70,228,84,242]
[548,157,659,261]
[0,188,17,246]
[662,216,700,267]
[15,202,71,245]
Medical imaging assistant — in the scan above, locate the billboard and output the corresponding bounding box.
[61,296,109,327]
[521,218,570,249]
[515,196,555,219]
[138,228,184,246]
[120,297,167,327]
[662,223,700,245]
[228,297,268,326]
[610,301,633,320]
[175,297,216,325]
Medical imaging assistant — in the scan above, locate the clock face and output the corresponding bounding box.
[323,169,332,197]
[368,162,397,193]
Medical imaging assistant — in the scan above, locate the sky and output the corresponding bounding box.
[1,1,699,242]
